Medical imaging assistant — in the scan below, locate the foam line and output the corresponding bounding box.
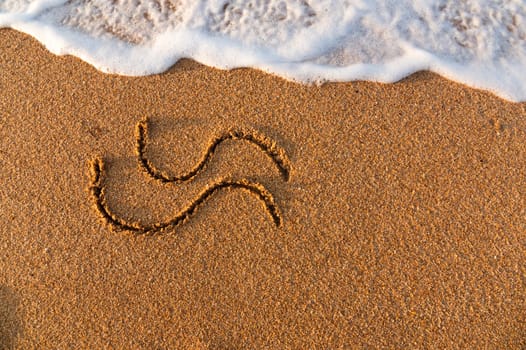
[1,1,524,101]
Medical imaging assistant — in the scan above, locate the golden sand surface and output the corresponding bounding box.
[0,29,525,348]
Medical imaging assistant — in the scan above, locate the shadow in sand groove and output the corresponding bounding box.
[136,117,291,183]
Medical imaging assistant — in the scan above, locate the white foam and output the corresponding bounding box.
[1,0,525,101]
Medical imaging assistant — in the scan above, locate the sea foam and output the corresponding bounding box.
[1,0,525,101]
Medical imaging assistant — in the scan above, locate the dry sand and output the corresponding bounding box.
[0,29,525,349]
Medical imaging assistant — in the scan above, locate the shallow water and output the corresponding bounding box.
[1,0,525,101]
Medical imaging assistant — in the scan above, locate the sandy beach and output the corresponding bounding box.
[1,28,525,348]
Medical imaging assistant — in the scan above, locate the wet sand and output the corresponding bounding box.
[0,29,525,348]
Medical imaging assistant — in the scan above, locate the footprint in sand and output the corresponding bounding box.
[88,118,291,234]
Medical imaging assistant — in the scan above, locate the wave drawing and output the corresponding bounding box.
[88,119,290,234]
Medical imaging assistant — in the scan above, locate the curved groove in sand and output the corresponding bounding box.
[89,158,282,233]
[136,118,291,183]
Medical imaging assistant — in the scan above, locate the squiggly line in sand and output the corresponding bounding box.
[89,158,282,234]
[136,118,291,183]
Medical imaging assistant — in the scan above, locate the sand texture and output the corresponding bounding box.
[0,29,525,349]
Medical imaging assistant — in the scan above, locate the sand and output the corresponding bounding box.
[0,28,525,349]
